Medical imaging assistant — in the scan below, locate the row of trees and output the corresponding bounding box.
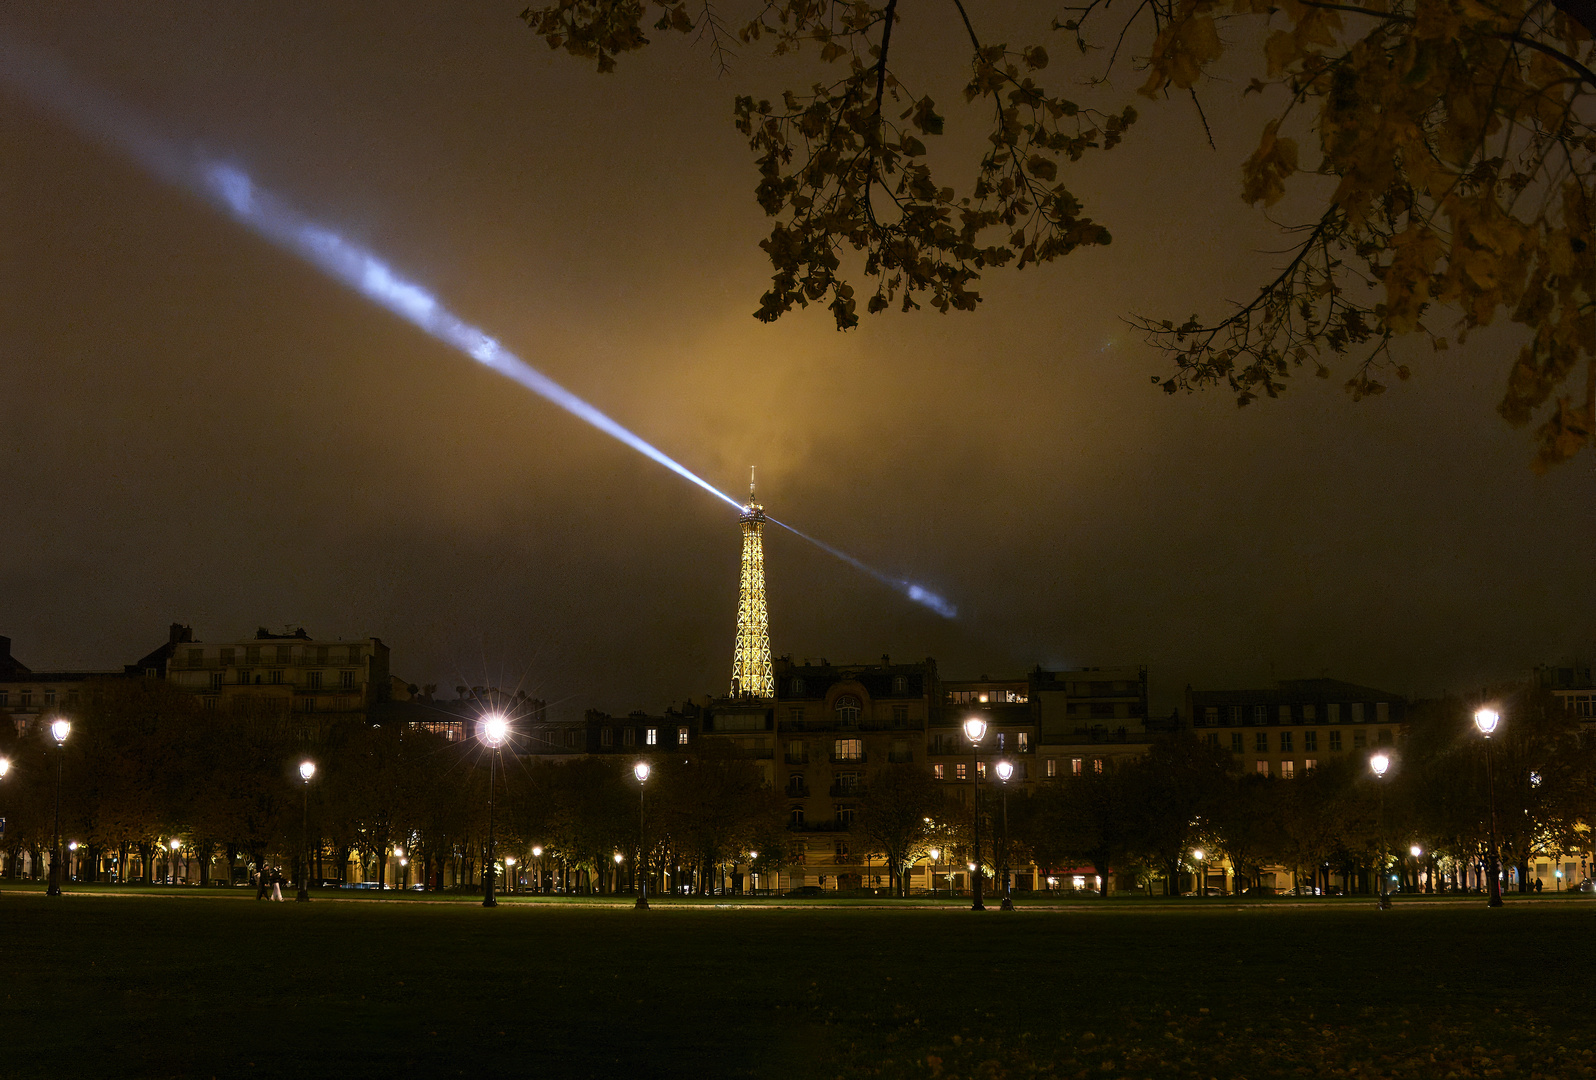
[854,686,1596,898]
[2,681,1591,897]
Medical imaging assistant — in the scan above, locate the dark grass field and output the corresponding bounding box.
[4,887,1596,1079]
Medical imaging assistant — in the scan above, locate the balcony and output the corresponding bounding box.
[829,752,867,764]
[829,782,867,797]
[887,750,914,763]
[783,753,809,765]
[785,784,811,798]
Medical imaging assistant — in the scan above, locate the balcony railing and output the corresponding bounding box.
[829,752,867,764]
[828,782,867,797]
[785,785,811,798]
[783,753,808,765]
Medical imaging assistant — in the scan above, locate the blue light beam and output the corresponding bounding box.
[0,36,957,619]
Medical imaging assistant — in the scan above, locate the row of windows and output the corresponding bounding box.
[1202,728,1391,753]
[0,688,79,710]
[208,670,359,690]
[183,645,365,667]
[1203,702,1390,725]
[597,726,691,748]
[1256,759,1316,777]
[787,675,913,696]
[783,703,913,725]
[930,731,1030,754]
[946,689,1028,705]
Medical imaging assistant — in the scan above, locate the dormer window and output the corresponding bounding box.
[834,694,862,725]
[790,676,806,695]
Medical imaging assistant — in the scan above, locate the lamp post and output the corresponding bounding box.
[994,759,1014,910]
[634,761,651,909]
[963,716,988,911]
[168,838,182,886]
[1409,844,1423,894]
[1474,708,1504,908]
[928,848,940,900]
[504,856,515,895]
[0,756,9,890]
[532,846,543,894]
[48,718,70,897]
[297,760,316,901]
[479,713,510,908]
[613,851,624,896]
[1370,752,1391,910]
[1193,849,1206,899]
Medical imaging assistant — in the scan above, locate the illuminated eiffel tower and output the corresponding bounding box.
[730,471,774,698]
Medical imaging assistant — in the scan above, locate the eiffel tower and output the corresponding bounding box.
[730,471,774,698]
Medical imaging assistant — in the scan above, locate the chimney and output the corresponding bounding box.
[169,623,194,645]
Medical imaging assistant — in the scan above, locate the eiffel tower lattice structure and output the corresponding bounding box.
[730,474,774,698]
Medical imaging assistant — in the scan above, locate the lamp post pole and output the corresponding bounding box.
[47,719,70,897]
[962,717,988,911]
[634,761,651,910]
[0,756,9,892]
[995,760,1014,911]
[929,848,939,900]
[1370,752,1391,909]
[478,714,510,908]
[297,760,316,901]
[1475,708,1504,908]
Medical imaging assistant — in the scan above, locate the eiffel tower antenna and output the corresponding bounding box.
[730,471,774,697]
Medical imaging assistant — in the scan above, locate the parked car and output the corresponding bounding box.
[1576,879,1596,894]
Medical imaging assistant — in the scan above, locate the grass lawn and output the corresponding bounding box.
[3,886,1594,1079]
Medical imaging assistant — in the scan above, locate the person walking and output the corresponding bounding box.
[269,869,284,902]
[255,869,267,901]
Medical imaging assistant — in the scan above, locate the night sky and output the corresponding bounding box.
[1,3,1590,718]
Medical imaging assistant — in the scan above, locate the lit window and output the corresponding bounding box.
[1045,758,1057,778]
[678,728,689,745]
[1304,759,1318,772]
[1092,758,1104,774]
[1018,732,1029,751]
[892,675,908,694]
[1256,760,1269,776]
[1280,760,1295,779]
[956,763,967,780]
[790,677,805,694]
[976,761,986,778]
[1329,730,1342,751]
[996,733,1006,750]
[1071,758,1083,776]
[646,728,658,746]
[833,738,864,761]
[933,764,945,779]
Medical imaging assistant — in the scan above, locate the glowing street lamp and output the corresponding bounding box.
[994,759,1015,911]
[168,837,182,886]
[1369,752,1391,910]
[1474,707,1504,908]
[479,713,510,908]
[0,756,8,890]
[962,716,988,911]
[532,845,543,894]
[504,856,516,896]
[1193,849,1207,898]
[929,847,940,900]
[48,718,70,897]
[634,760,652,910]
[296,759,316,901]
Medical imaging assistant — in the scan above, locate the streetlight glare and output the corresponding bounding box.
[0,757,9,778]
[634,761,651,783]
[480,713,511,747]
[929,848,940,861]
[1193,849,1204,861]
[532,846,543,857]
[962,716,987,744]
[1410,844,1422,858]
[613,852,624,864]
[1474,708,1500,736]
[749,850,758,859]
[995,760,1014,782]
[170,838,181,852]
[50,718,71,744]
[299,760,316,781]
[1369,752,1391,777]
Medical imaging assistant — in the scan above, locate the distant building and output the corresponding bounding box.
[1187,677,1407,778]
[162,626,391,725]
[0,625,192,735]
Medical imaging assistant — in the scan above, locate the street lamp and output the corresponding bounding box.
[532,845,543,894]
[48,718,70,897]
[0,756,8,890]
[929,847,940,900]
[479,713,510,908]
[994,759,1014,911]
[633,761,651,910]
[1370,752,1391,910]
[1474,707,1504,908]
[1409,844,1423,895]
[504,856,516,895]
[297,760,316,901]
[962,716,988,911]
[1193,849,1206,898]
[169,837,182,886]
